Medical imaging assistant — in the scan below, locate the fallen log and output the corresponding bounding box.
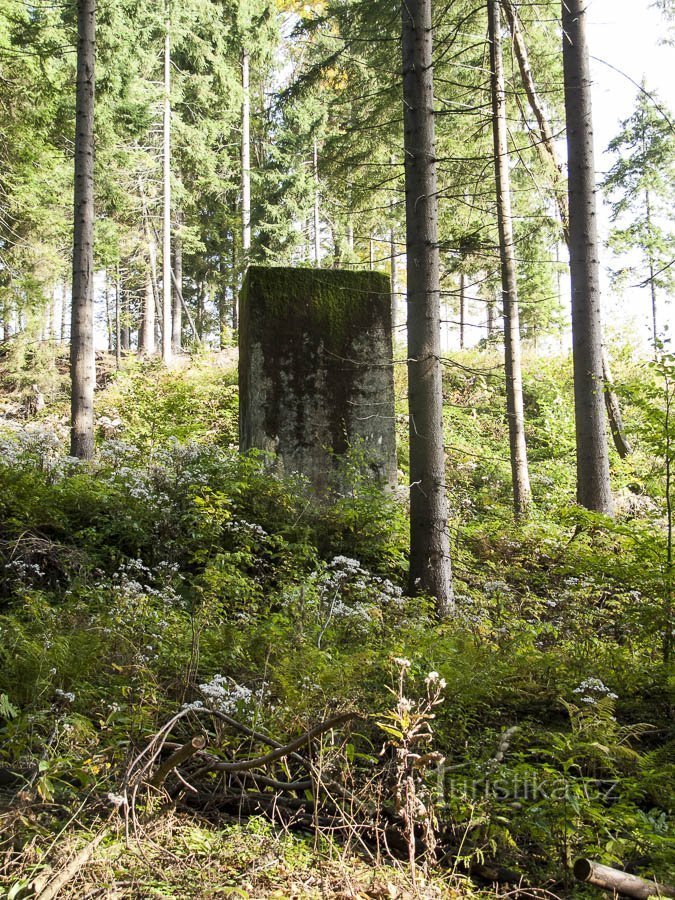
[574,858,675,899]
[149,734,207,788]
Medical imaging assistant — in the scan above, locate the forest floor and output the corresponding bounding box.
[0,345,673,899]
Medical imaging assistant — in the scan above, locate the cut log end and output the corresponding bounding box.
[574,858,675,899]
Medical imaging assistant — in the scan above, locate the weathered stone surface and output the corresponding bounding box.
[239,266,397,491]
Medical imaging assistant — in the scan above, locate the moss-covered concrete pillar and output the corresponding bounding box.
[239,266,397,491]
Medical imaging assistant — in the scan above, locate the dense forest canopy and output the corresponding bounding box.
[0,0,673,897]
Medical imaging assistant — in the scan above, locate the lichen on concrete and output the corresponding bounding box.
[239,266,397,492]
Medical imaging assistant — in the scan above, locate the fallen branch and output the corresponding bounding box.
[34,827,108,900]
[198,711,359,774]
[149,734,207,788]
[574,858,675,899]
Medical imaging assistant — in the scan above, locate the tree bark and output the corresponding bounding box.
[104,275,112,352]
[242,50,251,260]
[390,156,398,333]
[172,214,183,354]
[161,11,172,364]
[120,277,130,352]
[313,137,321,266]
[646,189,658,354]
[488,0,532,518]
[459,273,465,350]
[501,0,569,245]
[562,0,613,514]
[232,231,239,331]
[505,0,629,461]
[2,301,12,342]
[390,229,398,332]
[70,0,96,460]
[601,347,632,458]
[139,270,156,356]
[487,295,496,337]
[61,279,68,342]
[401,0,454,614]
[573,858,675,899]
[114,269,121,370]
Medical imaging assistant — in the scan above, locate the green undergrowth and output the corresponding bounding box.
[0,349,673,898]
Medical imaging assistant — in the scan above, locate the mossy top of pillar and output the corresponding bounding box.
[240,265,391,344]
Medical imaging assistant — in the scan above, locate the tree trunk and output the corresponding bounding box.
[488,0,532,519]
[232,229,238,331]
[2,301,12,342]
[646,189,658,354]
[506,0,629,457]
[401,0,454,615]
[104,275,112,352]
[562,0,613,515]
[601,347,632,459]
[459,273,465,350]
[313,137,321,266]
[242,50,251,260]
[139,270,156,356]
[487,298,495,337]
[390,230,398,332]
[161,11,172,364]
[390,156,398,332]
[120,279,130,352]
[70,0,96,460]
[501,0,569,245]
[172,215,183,354]
[61,279,68,342]
[217,254,228,348]
[115,269,121,370]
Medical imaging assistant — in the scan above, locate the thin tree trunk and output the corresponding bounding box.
[347,221,354,254]
[218,255,228,348]
[168,267,200,342]
[401,0,454,614]
[601,348,632,459]
[459,273,465,350]
[61,279,68,342]
[104,274,112,352]
[120,279,130,352]
[487,296,496,337]
[172,215,183,354]
[390,155,398,330]
[161,11,172,364]
[139,270,156,356]
[70,0,96,460]
[501,0,569,245]
[562,0,613,515]
[115,268,121,370]
[2,301,11,342]
[488,0,532,518]
[390,231,398,334]
[313,137,321,266]
[242,50,251,260]
[232,229,238,331]
[646,189,658,354]
[369,236,374,270]
[196,281,205,339]
[50,289,58,342]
